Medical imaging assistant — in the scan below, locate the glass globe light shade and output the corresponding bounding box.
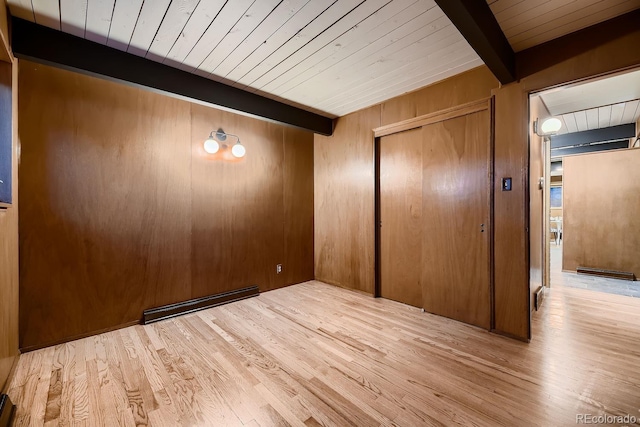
[540,117,562,134]
[231,143,246,158]
[203,137,219,154]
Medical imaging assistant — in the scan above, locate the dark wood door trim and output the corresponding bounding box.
[374,135,381,298]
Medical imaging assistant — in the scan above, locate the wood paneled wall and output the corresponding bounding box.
[491,18,640,339]
[315,19,640,341]
[492,82,530,339]
[314,108,379,293]
[18,61,314,350]
[529,96,550,309]
[563,149,640,277]
[314,67,498,294]
[0,59,18,392]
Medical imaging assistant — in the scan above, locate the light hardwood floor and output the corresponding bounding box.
[8,281,640,426]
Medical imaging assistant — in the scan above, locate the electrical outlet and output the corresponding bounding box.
[276,264,282,274]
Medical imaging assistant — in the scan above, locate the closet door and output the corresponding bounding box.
[421,109,491,329]
[379,128,423,307]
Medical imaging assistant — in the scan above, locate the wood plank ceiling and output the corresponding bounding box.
[488,0,640,52]
[539,69,640,135]
[7,0,483,117]
[553,100,640,135]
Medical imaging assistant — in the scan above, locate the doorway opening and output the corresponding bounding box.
[529,68,640,305]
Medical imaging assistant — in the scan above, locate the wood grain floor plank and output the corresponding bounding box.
[8,280,640,426]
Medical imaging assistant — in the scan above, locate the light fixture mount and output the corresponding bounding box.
[215,128,227,142]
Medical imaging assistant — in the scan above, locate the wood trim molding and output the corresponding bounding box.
[142,286,260,324]
[0,394,15,427]
[373,98,491,138]
[374,136,381,298]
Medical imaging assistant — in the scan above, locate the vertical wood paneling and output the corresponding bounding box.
[563,149,640,277]
[420,110,492,329]
[492,82,530,339]
[315,16,640,342]
[380,129,423,307]
[19,62,193,349]
[18,61,315,350]
[0,60,19,392]
[316,67,498,296]
[489,15,640,340]
[190,104,285,296]
[314,107,380,293]
[283,127,315,287]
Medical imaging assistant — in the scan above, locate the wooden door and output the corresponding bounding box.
[379,128,423,307]
[421,110,491,329]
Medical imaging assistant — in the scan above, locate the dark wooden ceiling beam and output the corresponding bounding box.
[434,0,516,84]
[11,17,334,135]
[550,140,629,158]
[550,124,635,149]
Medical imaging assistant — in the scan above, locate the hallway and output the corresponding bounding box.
[550,244,640,298]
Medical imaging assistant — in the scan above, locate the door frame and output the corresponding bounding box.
[529,65,640,302]
[372,97,495,328]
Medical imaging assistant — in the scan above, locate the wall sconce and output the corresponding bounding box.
[534,117,562,136]
[204,128,246,158]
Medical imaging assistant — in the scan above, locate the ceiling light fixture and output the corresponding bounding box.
[203,128,245,158]
[534,117,563,136]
